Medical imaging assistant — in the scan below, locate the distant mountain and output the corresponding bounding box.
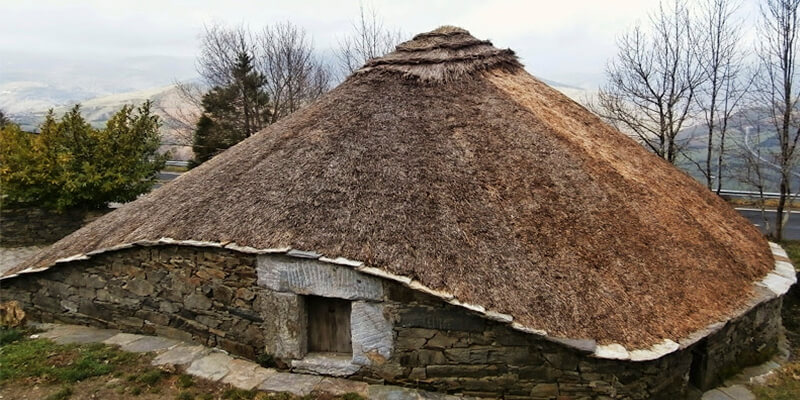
[6,83,198,161]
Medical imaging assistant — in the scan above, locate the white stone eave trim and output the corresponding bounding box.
[3,240,794,363]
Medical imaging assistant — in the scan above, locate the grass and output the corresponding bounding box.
[0,326,367,400]
[752,363,800,400]
[0,334,134,383]
[162,165,188,173]
[781,241,800,268]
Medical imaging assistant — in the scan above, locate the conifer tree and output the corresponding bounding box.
[192,52,271,164]
[0,103,165,210]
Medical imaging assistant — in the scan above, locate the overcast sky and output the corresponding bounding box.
[0,0,761,93]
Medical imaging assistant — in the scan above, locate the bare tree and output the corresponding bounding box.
[336,3,404,77]
[158,81,204,147]
[258,22,331,123]
[595,0,704,164]
[695,0,751,193]
[159,24,255,146]
[161,22,331,150]
[735,120,772,233]
[754,0,800,240]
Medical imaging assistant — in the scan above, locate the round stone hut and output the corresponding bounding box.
[1,27,796,399]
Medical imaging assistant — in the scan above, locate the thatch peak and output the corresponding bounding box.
[356,26,522,83]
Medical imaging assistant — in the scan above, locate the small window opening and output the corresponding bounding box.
[306,296,352,354]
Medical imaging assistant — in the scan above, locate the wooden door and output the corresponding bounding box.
[306,296,352,354]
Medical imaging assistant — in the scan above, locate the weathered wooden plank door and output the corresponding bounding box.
[307,296,352,353]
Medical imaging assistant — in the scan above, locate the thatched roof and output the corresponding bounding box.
[5,27,774,350]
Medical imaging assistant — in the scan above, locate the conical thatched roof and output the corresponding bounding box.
[6,27,774,349]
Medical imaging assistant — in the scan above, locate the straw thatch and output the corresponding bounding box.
[6,27,773,348]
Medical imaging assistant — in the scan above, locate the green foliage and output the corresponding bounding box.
[193,51,271,164]
[177,373,195,388]
[136,368,164,386]
[176,391,195,400]
[0,102,167,210]
[0,339,132,383]
[45,385,74,400]
[223,387,259,399]
[256,352,276,368]
[0,109,10,128]
[0,327,23,345]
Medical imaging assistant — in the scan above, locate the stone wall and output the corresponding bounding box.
[0,244,784,399]
[689,297,783,390]
[0,207,110,247]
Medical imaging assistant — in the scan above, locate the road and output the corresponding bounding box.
[736,208,800,240]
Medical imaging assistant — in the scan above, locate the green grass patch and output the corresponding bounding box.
[162,165,188,173]
[44,385,73,400]
[780,241,800,269]
[223,387,258,400]
[751,363,800,399]
[136,368,164,386]
[0,327,24,345]
[0,338,135,384]
[177,374,195,388]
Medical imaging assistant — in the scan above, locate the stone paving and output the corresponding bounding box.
[29,323,472,399]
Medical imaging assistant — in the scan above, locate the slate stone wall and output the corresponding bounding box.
[0,245,784,399]
[0,207,110,246]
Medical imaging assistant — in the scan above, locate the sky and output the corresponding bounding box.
[0,0,761,98]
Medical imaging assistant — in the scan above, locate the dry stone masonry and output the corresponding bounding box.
[0,244,790,399]
[0,207,110,247]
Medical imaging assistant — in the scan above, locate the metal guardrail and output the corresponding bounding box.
[718,189,800,199]
[165,160,190,167]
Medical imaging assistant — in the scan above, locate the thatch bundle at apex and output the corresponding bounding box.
[1,27,795,398]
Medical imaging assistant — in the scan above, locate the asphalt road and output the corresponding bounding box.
[736,208,800,240]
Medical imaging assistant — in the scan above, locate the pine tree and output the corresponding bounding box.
[0,109,10,128]
[0,103,166,210]
[192,52,271,164]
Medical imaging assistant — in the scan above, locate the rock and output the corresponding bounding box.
[425,333,459,349]
[236,288,256,301]
[291,353,360,376]
[213,285,234,303]
[258,372,322,396]
[530,383,558,398]
[103,333,146,347]
[186,352,234,381]
[40,324,118,344]
[313,377,369,397]
[152,344,210,367]
[159,301,180,313]
[351,301,393,366]
[256,256,383,300]
[367,385,422,400]
[221,359,274,390]
[124,278,155,297]
[185,293,212,310]
[0,301,26,327]
[119,336,179,353]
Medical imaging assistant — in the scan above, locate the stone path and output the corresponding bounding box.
[0,246,45,275]
[30,323,471,400]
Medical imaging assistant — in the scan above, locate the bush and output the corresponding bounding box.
[0,103,167,210]
[0,327,23,345]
